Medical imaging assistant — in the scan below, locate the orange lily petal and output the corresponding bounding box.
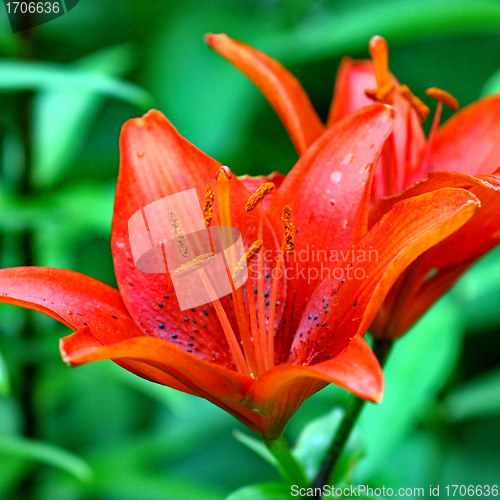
[113,110,283,368]
[428,94,500,176]
[57,333,274,434]
[242,335,383,439]
[205,33,324,155]
[291,188,479,362]
[267,104,394,361]
[0,267,142,344]
[60,326,199,396]
[329,58,426,197]
[369,171,500,338]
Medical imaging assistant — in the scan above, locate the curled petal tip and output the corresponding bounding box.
[215,165,233,180]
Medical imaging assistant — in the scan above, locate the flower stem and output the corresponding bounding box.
[311,395,364,495]
[312,338,393,497]
[264,436,309,488]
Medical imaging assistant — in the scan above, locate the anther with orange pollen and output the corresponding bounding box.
[168,210,188,257]
[203,183,215,228]
[203,166,295,377]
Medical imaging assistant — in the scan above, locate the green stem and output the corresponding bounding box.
[311,395,364,495]
[312,338,393,498]
[264,436,309,488]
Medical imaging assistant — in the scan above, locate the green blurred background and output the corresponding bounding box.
[0,0,499,498]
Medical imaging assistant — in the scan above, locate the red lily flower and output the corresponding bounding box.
[0,106,479,439]
[207,33,500,340]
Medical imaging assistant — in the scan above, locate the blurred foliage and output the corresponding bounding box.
[0,0,499,498]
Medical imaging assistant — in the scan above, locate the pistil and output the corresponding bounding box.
[215,166,258,377]
[368,36,392,104]
[366,35,397,195]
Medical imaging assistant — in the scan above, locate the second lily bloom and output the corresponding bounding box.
[207,33,500,339]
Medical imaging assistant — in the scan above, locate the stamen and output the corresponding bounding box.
[168,210,188,257]
[404,100,413,182]
[398,85,429,185]
[266,205,295,368]
[398,85,430,122]
[421,88,459,172]
[245,182,275,212]
[215,165,258,377]
[198,269,249,376]
[247,273,265,375]
[282,205,295,253]
[174,253,214,278]
[368,35,392,104]
[365,82,395,105]
[256,204,268,368]
[203,184,215,228]
[232,240,263,284]
[426,87,459,111]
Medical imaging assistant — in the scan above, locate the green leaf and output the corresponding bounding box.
[260,0,500,64]
[226,483,290,500]
[0,350,9,396]
[233,430,278,469]
[443,367,500,421]
[90,468,225,500]
[292,407,344,481]
[481,65,500,96]
[0,434,92,481]
[452,246,500,331]
[0,60,153,109]
[356,297,464,479]
[32,44,138,188]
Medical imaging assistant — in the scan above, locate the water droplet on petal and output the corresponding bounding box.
[342,153,355,164]
[331,171,342,183]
